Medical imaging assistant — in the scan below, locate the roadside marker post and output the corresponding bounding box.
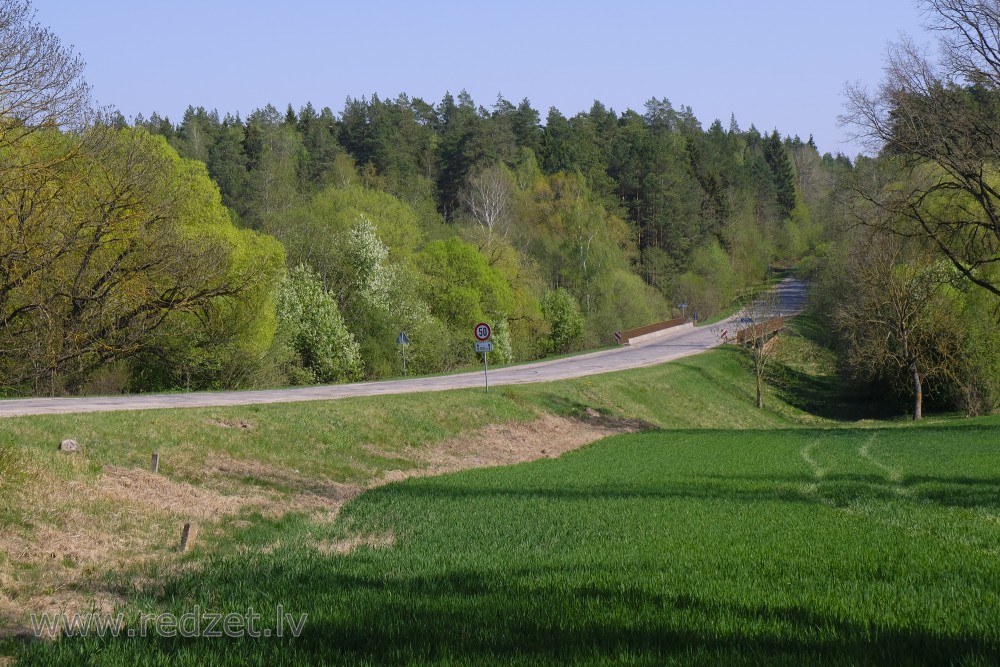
[473,323,492,393]
[396,331,410,376]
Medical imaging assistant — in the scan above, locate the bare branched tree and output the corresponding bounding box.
[740,286,782,409]
[841,0,1000,299]
[463,164,513,251]
[832,230,962,420]
[0,0,91,144]
[928,0,1000,84]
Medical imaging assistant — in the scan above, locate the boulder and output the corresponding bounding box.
[58,439,81,453]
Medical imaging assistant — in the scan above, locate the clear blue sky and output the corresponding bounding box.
[35,1,930,157]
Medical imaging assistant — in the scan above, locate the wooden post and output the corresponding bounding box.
[151,452,159,474]
[180,522,196,551]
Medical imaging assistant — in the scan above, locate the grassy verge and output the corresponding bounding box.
[767,314,894,421]
[0,345,812,641]
[3,326,997,664]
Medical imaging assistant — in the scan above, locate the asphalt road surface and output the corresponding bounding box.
[0,279,808,418]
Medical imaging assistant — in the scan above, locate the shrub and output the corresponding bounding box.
[542,288,584,353]
[275,264,363,383]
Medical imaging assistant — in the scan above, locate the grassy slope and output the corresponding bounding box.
[0,344,806,526]
[0,346,805,641]
[4,330,1000,664]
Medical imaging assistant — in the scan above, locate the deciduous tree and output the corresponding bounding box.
[832,231,961,420]
[0,128,284,394]
[0,0,90,147]
[843,0,1000,299]
[275,264,361,383]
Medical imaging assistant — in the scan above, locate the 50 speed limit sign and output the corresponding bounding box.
[474,322,492,341]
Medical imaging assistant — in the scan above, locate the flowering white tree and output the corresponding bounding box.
[275,264,362,383]
[345,215,393,314]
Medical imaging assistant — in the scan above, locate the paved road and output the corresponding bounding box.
[0,279,808,418]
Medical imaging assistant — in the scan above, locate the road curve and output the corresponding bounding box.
[0,279,808,418]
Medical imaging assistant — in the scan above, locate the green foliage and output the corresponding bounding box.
[764,129,798,218]
[674,238,739,318]
[489,318,514,364]
[265,183,423,288]
[261,186,442,379]
[722,212,771,286]
[275,265,362,384]
[541,288,584,353]
[585,269,666,346]
[243,105,305,225]
[417,237,515,330]
[336,217,422,379]
[127,90,849,389]
[345,216,393,311]
[952,287,1000,415]
[0,127,286,394]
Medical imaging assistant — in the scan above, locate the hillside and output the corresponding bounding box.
[3,330,999,664]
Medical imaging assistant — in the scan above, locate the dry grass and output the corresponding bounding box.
[206,454,364,520]
[371,413,639,484]
[205,418,256,431]
[0,461,274,635]
[0,410,643,637]
[314,531,396,556]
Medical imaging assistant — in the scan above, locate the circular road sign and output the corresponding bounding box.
[474,322,492,341]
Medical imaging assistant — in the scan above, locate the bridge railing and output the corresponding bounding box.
[735,316,785,346]
[614,317,688,345]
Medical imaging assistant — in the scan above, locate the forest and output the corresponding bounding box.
[122,94,844,388]
[2,0,999,419]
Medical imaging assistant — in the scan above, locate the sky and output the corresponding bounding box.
[34,1,933,157]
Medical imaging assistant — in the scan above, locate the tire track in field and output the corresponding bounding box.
[799,437,834,504]
[800,439,826,479]
[855,435,1000,557]
[858,434,912,497]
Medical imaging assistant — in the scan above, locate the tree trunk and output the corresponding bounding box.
[756,374,763,409]
[912,365,922,420]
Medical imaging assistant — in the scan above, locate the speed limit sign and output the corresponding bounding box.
[474,322,492,341]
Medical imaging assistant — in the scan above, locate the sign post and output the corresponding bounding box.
[473,323,492,394]
[396,331,410,376]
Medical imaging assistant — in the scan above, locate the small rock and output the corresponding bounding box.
[59,439,81,453]
[585,407,601,419]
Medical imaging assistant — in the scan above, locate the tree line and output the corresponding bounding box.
[119,95,845,389]
[26,0,1000,423]
[0,0,853,397]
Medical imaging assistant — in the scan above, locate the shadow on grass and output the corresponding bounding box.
[13,447,1000,666]
[696,471,1000,509]
[768,361,895,422]
[13,557,998,667]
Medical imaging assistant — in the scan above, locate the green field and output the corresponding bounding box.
[12,421,1000,665]
[3,327,1000,665]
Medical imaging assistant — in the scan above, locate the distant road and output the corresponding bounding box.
[0,279,808,418]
